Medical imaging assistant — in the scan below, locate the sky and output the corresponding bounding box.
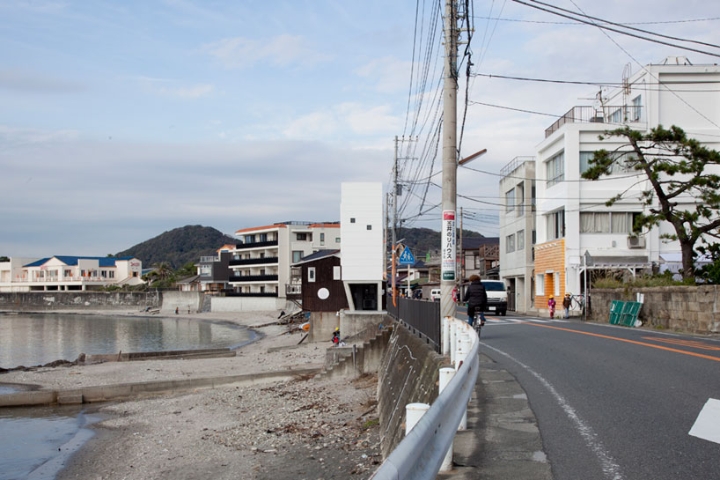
[2,0,720,258]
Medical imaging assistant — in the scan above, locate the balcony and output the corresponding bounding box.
[545,105,643,138]
[229,257,279,266]
[234,240,279,250]
[228,274,279,283]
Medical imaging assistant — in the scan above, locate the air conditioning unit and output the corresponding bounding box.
[627,236,646,249]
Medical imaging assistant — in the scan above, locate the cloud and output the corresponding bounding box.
[283,103,401,140]
[355,56,413,94]
[202,34,333,69]
[0,69,86,94]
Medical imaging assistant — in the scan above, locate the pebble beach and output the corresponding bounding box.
[0,310,381,480]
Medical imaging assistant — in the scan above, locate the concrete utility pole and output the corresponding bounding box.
[440,0,459,320]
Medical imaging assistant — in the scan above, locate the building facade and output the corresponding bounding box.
[503,57,720,316]
[0,256,143,292]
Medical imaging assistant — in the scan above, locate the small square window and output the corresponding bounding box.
[367,225,372,230]
[350,218,356,223]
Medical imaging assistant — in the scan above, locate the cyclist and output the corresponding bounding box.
[463,274,487,327]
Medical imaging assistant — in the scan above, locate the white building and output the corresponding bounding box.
[0,256,143,292]
[340,182,384,311]
[498,157,536,314]
[500,57,720,315]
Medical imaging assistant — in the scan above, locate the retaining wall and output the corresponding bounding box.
[376,322,450,458]
[209,296,287,312]
[590,285,720,333]
[0,291,161,311]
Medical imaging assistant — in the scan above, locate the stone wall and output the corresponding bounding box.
[590,285,720,333]
[0,291,161,311]
[377,322,450,458]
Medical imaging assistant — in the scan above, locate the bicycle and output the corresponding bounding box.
[570,294,586,318]
[472,310,486,337]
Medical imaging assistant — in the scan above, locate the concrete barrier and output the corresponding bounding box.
[0,368,321,408]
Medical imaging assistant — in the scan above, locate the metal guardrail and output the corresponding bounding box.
[370,318,479,480]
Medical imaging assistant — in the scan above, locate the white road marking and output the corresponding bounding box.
[689,398,720,444]
[481,342,625,480]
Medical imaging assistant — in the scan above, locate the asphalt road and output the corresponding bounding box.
[474,314,720,480]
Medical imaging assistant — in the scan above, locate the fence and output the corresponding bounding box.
[386,297,441,352]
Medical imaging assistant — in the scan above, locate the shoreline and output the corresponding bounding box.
[1,310,381,479]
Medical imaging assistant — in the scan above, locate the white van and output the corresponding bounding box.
[430,288,441,301]
[481,280,508,316]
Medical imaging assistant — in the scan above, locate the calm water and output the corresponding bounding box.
[0,313,254,479]
[0,313,253,369]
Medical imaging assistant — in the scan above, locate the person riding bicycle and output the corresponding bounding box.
[463,275,487,327]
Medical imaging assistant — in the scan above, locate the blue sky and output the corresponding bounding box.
[2,0,719,258]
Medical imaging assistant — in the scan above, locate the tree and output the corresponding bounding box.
[583,125,720,280]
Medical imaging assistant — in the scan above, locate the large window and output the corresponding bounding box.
[292,251,303,263]
[517,230,525,250]
[547,209,565,239]
[546,151,565,187]
[580,212,639,233]
[580,151,636,175]
[506,188,515,212]
[506,234,516,253]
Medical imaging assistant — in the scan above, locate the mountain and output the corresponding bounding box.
[116,225,237,269]
[396,227,485,260]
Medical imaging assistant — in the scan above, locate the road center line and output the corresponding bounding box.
[521,322,720,362]
[481,342,624,480]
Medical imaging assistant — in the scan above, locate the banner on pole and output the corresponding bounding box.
[441,210,456,281]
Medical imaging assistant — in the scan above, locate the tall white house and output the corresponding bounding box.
[500,57,720,315]
[340,182,384,311]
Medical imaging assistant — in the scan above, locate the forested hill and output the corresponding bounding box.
[396,227,484,259]
[116,225,237,269]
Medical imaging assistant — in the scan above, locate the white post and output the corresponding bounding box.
[405,403,430,435]
[442,316,451,356]
[439,367,457,472]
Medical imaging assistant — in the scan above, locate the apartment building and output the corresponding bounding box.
[228,221,340,308]
[507,57,720,315]
[498,157,536,314]
[0,256,143,292]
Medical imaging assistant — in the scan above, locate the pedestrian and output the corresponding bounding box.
[548,295,556,319]
[562,293,572,319]
[331,327,340,346]
[462,275,487,327]
[175,306,179,315]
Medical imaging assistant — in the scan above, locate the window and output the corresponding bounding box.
[506,234,516,253]
[535,274,544,296]
[244,235,255,243]
[350,218,356,223]
[517,230,525,250]
[335,237,341,243]
[554,272,561,297]
[546,151,565,187]
[609,108,622,124]
[292,251,303,263]
[333,266,341,280]
[308,267,316,283]
[64,269,72,277]
[367,225,372,230]
[320,233,325,245]
[631,95,642,121]
[580,212,638,233]
[580,151,635,175]
[296,233,308,241]
[547,209,565,239]
[259,233,267,242]
[506,188,515,212]
[517,183,525,216]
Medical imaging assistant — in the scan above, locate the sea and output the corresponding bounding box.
[0,313,254,479]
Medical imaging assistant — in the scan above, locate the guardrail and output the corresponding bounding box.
[370,317,479,480]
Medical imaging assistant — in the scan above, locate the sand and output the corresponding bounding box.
[1,310,381,480]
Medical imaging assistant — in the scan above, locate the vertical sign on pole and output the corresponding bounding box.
[442,210,456,281]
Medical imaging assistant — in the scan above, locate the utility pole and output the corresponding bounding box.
[391,137,399,305]
[440,0,459,320]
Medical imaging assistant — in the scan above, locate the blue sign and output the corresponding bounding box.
[398,246,415,265]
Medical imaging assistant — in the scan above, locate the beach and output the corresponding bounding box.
[1,310,381,479]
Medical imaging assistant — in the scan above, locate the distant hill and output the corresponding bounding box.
[116,225,484,271]
[396,227,484,260]
[116,225,237,269]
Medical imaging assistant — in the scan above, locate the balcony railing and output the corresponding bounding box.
[229,257,279,266]
[234,240,279,250]
[545,105,643,138]
[228,274,279,283]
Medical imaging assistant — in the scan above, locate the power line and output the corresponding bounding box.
[473,15,720,26]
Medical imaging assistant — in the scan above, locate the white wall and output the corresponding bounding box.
[340,182,383,281]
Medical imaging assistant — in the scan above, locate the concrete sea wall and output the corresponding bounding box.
[0,291,162,312]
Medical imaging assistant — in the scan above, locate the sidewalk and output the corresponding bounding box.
[438,352,553,479]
